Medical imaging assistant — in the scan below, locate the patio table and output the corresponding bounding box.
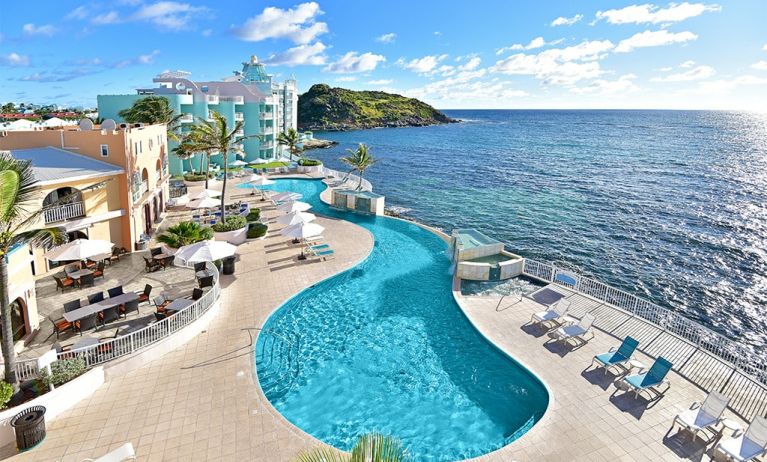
[67,269,93,279]
[71,337,99,352]
[63,292,139,323]
[195,269,214,279]
[165,298,194,312]
[152,253,169,260]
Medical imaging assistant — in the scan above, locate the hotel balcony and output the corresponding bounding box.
[220,95,244,104]
[259,112,273,119]
[234,112,244,121]
[179,114,194,123]
[260,127,274,136]
[235,129,245,137]
[133,181,149,203]
[206,94,219,104]
[260,141,274,149]
[43,201,86,224]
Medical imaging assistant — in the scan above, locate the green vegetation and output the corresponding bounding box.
[117,96,184,142]
[295,433,410,462]
[340,143,378,190]
[211,216,248,232]
[249,161,288,169]
[298,158,322,167]
[247,223,268,239]
[298,84,456,131]
[277,127,303,160]
[0,381,13,408]
[246,209,261,222]
[39,358,87,388]
[183,173,212,182]
[0,153,66,391]
[157,221,214,248]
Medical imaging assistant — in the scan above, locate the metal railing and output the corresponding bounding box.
[322,167,373,192]
[522,258,767,384]
[43,201,85,224]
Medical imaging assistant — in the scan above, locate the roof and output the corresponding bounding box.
[7,146,124,184]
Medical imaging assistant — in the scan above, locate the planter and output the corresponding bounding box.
[183,179,207,188]
[297,165,323,174]
[213,225,248,245]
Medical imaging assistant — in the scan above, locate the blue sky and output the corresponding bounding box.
[1,0,766,110]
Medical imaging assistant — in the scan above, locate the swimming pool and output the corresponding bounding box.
[253,179,549,461]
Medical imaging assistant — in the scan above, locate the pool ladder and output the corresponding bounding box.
[255,328,302,401]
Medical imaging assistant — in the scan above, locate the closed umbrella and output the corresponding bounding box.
[272,192,302,202]
[277,201,311,213]
[281,222,325,256]
[276,211,316,226]
[187,197,221,209]
[174,240,236,264]
[45,239,113,261]
[188,189,222,200]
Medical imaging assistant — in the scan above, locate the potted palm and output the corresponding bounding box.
[156,222,213,248]
[211,216,249,245]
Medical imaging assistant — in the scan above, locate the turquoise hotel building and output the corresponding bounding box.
[98,56,298,175]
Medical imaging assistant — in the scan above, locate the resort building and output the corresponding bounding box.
[97,56,299,175]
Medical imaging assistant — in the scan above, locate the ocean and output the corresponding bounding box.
[308,110,767,349]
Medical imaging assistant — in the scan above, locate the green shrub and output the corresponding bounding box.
[183,173,212,182]
[211,215,248,232]
[298,158,322,166]
[247,223,268,239]
[246,209,261,222]
[158,221,213,248]
[0,381,13,409]
[39,358,87,388]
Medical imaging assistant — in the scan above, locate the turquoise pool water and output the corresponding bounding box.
[252,179,549,461]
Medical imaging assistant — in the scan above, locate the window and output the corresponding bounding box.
[100,144,109,157]
[139,140,143,153]
[149,139,153,150]
[134,142,138,154]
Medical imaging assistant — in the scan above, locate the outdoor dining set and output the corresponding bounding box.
[144,247,176,272]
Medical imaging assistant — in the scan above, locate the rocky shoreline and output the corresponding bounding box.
[301,138,338,150]
[300,118,459,132]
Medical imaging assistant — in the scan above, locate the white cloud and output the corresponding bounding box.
[763,43,767,51]
[405,70,527,103]
[0,52,30,67]
[659,66,673,72]
[570,74,639,95]
[66,6,89,20]
[92,11,120,25]
[324,51,386,73]
[651,65,715,81]
[458,56,481,71]
[615,30,698,53]
[752,61,767,71]
[367,79,393,85]
[497,36,553,55]
[335,76,356,82]
[22,23,57,36]
[262,42,327,66]
[596,2,721,25]
[376,33,396,43]
[131,2,208,30]
[680,60,696,68]
[233,2,328,44]
[551,14,583,26]
[398,54,448,74]
[695,75,767,93]
[113,50,160,68]
[201,29,212,37]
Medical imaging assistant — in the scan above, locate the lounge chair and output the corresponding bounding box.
[715,416,767,462]
[672,391,730,440]
[548,313,595,346]
[530,298,571,327]
[307,243,330,252]
[617,356,673,399]
[310,248,335,260]
[82,442,136,462]
[591,336,639,374]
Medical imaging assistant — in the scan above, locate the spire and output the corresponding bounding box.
[241,56,268,84]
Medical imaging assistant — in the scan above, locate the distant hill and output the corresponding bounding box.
[297,84,457,131]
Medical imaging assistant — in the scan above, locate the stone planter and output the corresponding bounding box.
[183,179,207,188]
[213,225,248,245]
[297,164,323,174]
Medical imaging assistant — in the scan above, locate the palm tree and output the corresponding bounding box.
[118,96,184,142]
[188,111,260,220]
[340,143,378,190]
[295,433,409,462]
[277,128,302,161]
[171,137,198,176]
[156,222,213,248]
[0,153,66,390]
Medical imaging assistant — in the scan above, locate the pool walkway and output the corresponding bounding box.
[454,282,755,462]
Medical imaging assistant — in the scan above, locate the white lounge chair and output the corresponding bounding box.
[530,298,570,327]
[672,391,730,440]
[716,416,767,462]
[548,313,596,345]
[83,443,136,461]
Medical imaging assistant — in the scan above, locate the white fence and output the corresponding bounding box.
[322,167,373,192]
[522,258,767,384]
[43,201,85,224]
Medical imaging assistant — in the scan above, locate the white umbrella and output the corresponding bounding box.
[276,211,316,226]
[277,201,311,213]
[281,222,325,256]
[251,158,268,165]
[246,175,275,186]
[229,160,248,167]
[188,189,222,200]
[174,240,236,264]
[272,191,302,202]
[187,197,221,209]
[45,239,113,261]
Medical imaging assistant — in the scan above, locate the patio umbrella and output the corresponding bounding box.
[277,201,311,213]
[272,191,302,202]
[188,189,222,200]
[174,240,236,264]
[276,211,316,226]
[246,175,276,199]
[229,160,248,167]
[251,158,268,165]
[45,239,114,261]
[280,222,325,255]
[187,197,221,209]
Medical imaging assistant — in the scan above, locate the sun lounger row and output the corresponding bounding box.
[306,243,334,260]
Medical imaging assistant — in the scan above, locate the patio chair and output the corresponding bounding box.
[137,284,152,304]
[79,272,95,288]
[63,299,81,313]
[82,442,136,462]
[548,313,596,346]
[154,312,167,322]
[49,313,73,339]
[107,286,124,298]
[193,262,207,272]
[198,275,214,289]
[715,416,767,462]
[54,275,75,292]
[617,356,673,399]
[149,247,163,257]
[93,261,105,279]
[153,295,171,312]
[144,256,162,272]
[191,288,203,301]
[108,247,125,263]
[99,306,120,325]
[161,255,175,269]
[672,391,730,440]
[87,292,104,305]
[75,313,98,335]
[591,336,639,374]
[530,298,571,327]
[120,299,140,317]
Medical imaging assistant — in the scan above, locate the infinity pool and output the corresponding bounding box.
[253,179,549,461]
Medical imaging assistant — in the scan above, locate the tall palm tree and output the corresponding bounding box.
[277,128,302,161]
[188,111,260,220]
[295,433,410,462]
[171,137,198,176]
[0,153,66,390]
[118,96,184,142]
[339,143,378,190]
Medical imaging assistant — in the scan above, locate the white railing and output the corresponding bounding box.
[206,95,219,104]
[179,114,194,123]
[220,95,244,104]
[522,258,767,384]
[260,112,273,119]
[322,167,373,192]
[260,141,274,149]
[14,358,39,382]
[234,112,244,121]
[260,128,274,135]
[43,201,85,224]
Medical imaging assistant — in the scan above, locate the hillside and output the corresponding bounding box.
[297,84,457,131]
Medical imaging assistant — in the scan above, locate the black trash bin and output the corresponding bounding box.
[222,256,236,275]
[10,406,46,451]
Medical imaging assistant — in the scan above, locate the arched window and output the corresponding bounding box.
[43,187,83,208]
[0,298,28,341]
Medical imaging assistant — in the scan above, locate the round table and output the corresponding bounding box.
[627,359,647,372]
[721,418,742,436]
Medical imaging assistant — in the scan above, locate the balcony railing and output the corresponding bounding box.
[260,127,274,135]
[234,129,245,137]
[260,141,274,149]
[179,114,194,123]
[43,201,85,224]
[234,112,244,121]
[220,95,244,104]
[206,94,219,104]
[259,112,273,119]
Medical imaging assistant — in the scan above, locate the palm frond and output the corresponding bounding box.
[11,227,67,250]
[294,446,348,462]
[349,433,409,462]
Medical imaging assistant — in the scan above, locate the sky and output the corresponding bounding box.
[1,0,766,110]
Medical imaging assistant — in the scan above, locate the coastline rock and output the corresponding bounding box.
[301,138,338,150]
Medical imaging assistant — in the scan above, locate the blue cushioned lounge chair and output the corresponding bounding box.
[592,336,639,374]
[619,356,673,399]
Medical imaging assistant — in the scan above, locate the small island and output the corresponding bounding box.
[297,84,457,131]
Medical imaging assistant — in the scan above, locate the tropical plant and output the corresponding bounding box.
[174,130,217,187]
[172,136,199,176]
[118,96,184,142]
[298,158,322,166]
[39,357,86,388]
[187,111,260,221]
[246,209,261,222]
[295,433,410,462]
[340,143,378,190]
[0,380,12,408]
[277,127,302,161]
[156,221,213,248]
[0,153,67,391]
[247,223,268,239]
[211,216,248,233]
